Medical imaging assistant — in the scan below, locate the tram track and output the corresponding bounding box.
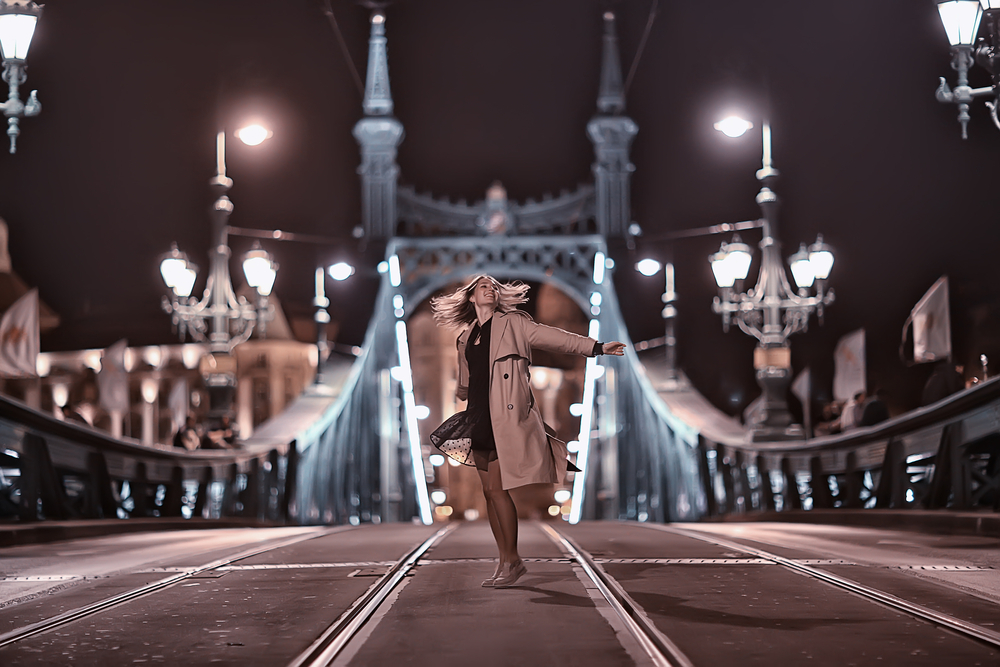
[0,525,350,650]
[641,523,1000,652]
[541,523,695,667]
[287,523,456,667]
[541,520,1000,665]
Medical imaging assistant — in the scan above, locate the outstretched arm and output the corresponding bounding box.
[524,318,627,358]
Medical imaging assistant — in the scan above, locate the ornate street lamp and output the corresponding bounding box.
[160,127,276,415]
[634,258,680,383]
[0,0,42,153]
[709,117,835,441]
[313,261,356,370]
[934,0,1000,138]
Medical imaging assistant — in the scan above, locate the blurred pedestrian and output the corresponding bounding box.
[839,391,865,431]
[859,388,890,427]
[173,416,201,451]
[922,361,965,406]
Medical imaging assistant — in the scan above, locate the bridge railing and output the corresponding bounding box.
[0,394,296,523]
[696,376,1000,517]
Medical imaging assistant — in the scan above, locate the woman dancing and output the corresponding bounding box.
[430,275,625,588]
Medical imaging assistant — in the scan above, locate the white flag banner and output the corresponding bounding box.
[833,329,866,402]
[0,289,39,378]
[168,378,188,432]
[791,367,810,406]
[906,276,951,364]
[791,366,812,437]
[98,339,130,415]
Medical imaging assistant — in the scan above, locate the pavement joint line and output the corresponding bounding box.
[542,523,694,667]
[592,558,857,565]
[131,557,575,572]
[892,565,994,571]
[0,525,350,649]
[642,523,1000,650]
[25,559,996,581]
[418,557,573,564]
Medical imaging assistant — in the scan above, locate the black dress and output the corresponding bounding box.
[427,318,498,471]
[466,317,499,471]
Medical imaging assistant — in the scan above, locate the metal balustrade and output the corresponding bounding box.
[694,376,1000,517]
[0,394,296,524]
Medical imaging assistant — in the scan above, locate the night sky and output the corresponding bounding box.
[1,0,998,418]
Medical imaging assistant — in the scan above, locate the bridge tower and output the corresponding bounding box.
[588,12,638,241]
[353,12,404,241]
[294,11,706,528]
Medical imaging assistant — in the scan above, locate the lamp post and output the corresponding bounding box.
[934,0,1000,138]
[314,261,355,373]
[635,257,680,384]
[160,126,276,417]
[0,0,42,153]
[709,117,835,441]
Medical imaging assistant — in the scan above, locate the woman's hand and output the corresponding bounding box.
[602,341,626,356]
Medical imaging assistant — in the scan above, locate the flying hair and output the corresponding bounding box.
[430,275,530,329]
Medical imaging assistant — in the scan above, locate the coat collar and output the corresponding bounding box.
[457,311,511,362]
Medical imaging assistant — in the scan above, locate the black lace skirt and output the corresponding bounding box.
[429,411,477,467]
[430,410,578,473]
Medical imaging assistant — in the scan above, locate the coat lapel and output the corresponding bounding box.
[457,323,473,348]
[489,313,509,383]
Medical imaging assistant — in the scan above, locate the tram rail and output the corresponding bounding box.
[0,526,347,649]
[642,523,1000,651]
[541,524,694,667]
[288,524,456,667]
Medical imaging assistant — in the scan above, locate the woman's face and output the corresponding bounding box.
[469,278,499,309]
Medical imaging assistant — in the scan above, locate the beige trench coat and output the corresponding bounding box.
[455,309,597,490]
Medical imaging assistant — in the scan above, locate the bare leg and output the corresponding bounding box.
[480,459,520,564]
[481,460,527,587]
[482,490,505,578]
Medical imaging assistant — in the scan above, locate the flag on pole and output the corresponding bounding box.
[98,339,130,415]
[902,276,951,364]
[833,329,866,402]
[0,288,39,378]
[791,367,812,437]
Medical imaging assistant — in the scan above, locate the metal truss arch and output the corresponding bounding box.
[292,232,708,526]
[391,235,604,319]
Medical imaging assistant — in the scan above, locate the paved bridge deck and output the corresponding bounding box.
[1,520,998,665]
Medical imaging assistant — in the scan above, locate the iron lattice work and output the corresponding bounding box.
[396,184,597,238]
[294,235,707,525]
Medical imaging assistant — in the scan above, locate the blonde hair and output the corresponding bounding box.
[430,275,530,329]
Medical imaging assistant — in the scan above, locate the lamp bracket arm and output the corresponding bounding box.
[23,90,39,117]
[781,309,811,339]
[968,85,998,98]
[226,325,255,351]
[226,281,247,313]
[735,316,763,341]
[936,77,954,103]
[988,96,1000,133]
[190,275,216,313]
[776,267,801,302]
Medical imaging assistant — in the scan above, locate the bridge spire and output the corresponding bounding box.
[353,11,405,240]
[587,12,637,241]
[597,11,625,114]
[362,11,393,115]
